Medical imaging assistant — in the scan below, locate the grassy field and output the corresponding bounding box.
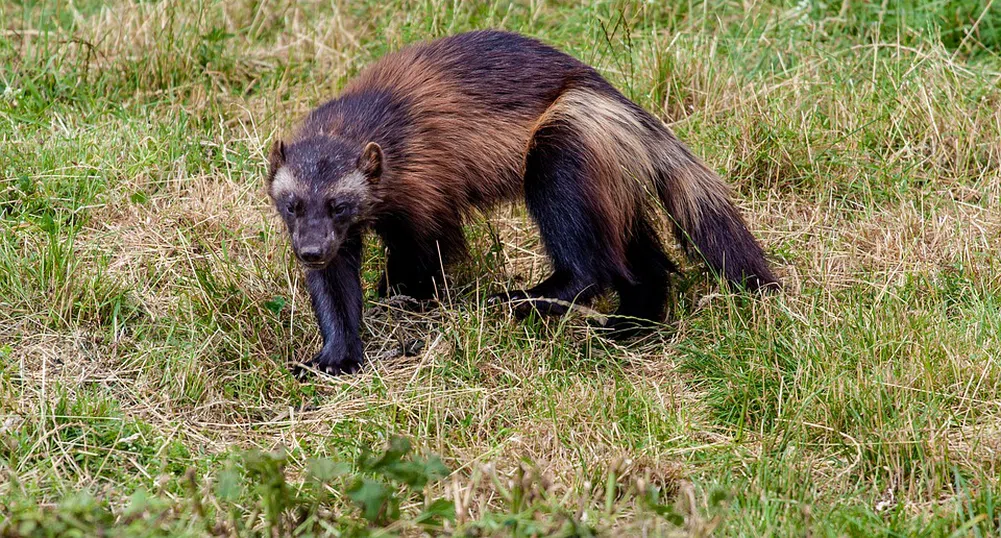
[2,0,1000,535]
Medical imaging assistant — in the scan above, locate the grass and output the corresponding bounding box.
[1,0,1000,535]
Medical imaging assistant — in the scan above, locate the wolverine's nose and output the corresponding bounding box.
[298,246,324,264]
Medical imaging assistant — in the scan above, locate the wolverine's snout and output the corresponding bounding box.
[293,241,339,268]
[293,224,341,269]
[297,245,326,264]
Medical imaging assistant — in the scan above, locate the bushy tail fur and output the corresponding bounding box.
[648,126,779,291]
[539,86,778,291]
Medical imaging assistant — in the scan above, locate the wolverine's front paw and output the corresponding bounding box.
[377,271,442,302]
[488,290,535,318]
[488,290,570,318]
[293,343,363,379]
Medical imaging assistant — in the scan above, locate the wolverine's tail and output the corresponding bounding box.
[645,119,779,291]
[538,85,778,290]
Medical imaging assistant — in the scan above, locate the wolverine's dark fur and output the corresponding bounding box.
[266,30,778,375]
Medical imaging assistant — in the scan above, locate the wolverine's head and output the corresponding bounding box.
[266,136,382,269]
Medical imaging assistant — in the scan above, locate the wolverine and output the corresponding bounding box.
[266,30,778,376]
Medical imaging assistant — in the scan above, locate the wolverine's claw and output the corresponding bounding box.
[291,350,363,380]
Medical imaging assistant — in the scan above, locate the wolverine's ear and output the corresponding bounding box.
[359,142,383,182]
[266,139,286,182]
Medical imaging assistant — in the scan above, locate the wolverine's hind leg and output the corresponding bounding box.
[608,215,675,337]
[495,119,627,317]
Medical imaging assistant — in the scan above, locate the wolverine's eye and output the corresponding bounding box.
[332,202,351,218]
[286,199,301,215]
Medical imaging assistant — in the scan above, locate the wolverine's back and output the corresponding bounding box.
[348,30,596,115]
